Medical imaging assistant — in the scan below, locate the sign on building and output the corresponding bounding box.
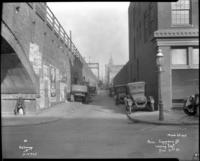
[29,43,42,75]
[50,65,56,100]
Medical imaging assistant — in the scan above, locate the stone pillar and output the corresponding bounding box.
[158,46,172,111]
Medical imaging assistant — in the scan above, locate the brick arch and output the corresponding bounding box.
[1,21,39,94]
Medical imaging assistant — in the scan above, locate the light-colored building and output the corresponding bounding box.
[105,56,123,86]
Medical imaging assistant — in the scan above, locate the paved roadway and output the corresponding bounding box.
[2,90,199,160]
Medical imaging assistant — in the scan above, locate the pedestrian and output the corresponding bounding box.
[14,97,25,115]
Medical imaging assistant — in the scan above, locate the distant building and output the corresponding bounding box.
[128,0,199,110]
[105,56,123,86]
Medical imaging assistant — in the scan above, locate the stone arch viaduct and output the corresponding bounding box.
[1,3,98,114]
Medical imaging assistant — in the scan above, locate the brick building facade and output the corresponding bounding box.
[128,0,199,110]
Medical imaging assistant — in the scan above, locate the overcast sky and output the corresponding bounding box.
[47,2,130,80]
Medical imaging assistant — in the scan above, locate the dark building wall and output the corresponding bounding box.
[113,62,129,86]
[71,56,83,84]
[128,3,136,82]
[1,53,36,94]
[128,2,159,109]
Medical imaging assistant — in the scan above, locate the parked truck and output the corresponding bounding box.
[70,84,89,104]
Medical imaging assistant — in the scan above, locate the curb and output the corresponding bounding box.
[126,113,199,126]
[2,102,79,127]
[2,117,63,127]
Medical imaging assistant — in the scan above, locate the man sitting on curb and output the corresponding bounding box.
[14,97,25,115]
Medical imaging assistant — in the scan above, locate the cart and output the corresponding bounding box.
[125,82,154,113]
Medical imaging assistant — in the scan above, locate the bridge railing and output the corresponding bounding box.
[45,4,71,50]
[45,4,87,63]
[27,3,97,80]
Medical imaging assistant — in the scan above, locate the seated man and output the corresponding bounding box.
[14,97,25,115]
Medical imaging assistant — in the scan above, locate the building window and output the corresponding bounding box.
[171,48,187,65]
[191,47,199,66]
[171,47,199,69]
[171,0,191,25]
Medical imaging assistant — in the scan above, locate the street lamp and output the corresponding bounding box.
[156,49,164,121]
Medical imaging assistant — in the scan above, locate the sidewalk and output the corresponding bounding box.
[1,101,82,127]
[126,109,199,126]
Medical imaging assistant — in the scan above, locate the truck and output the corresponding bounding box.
[70,84,89,104]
